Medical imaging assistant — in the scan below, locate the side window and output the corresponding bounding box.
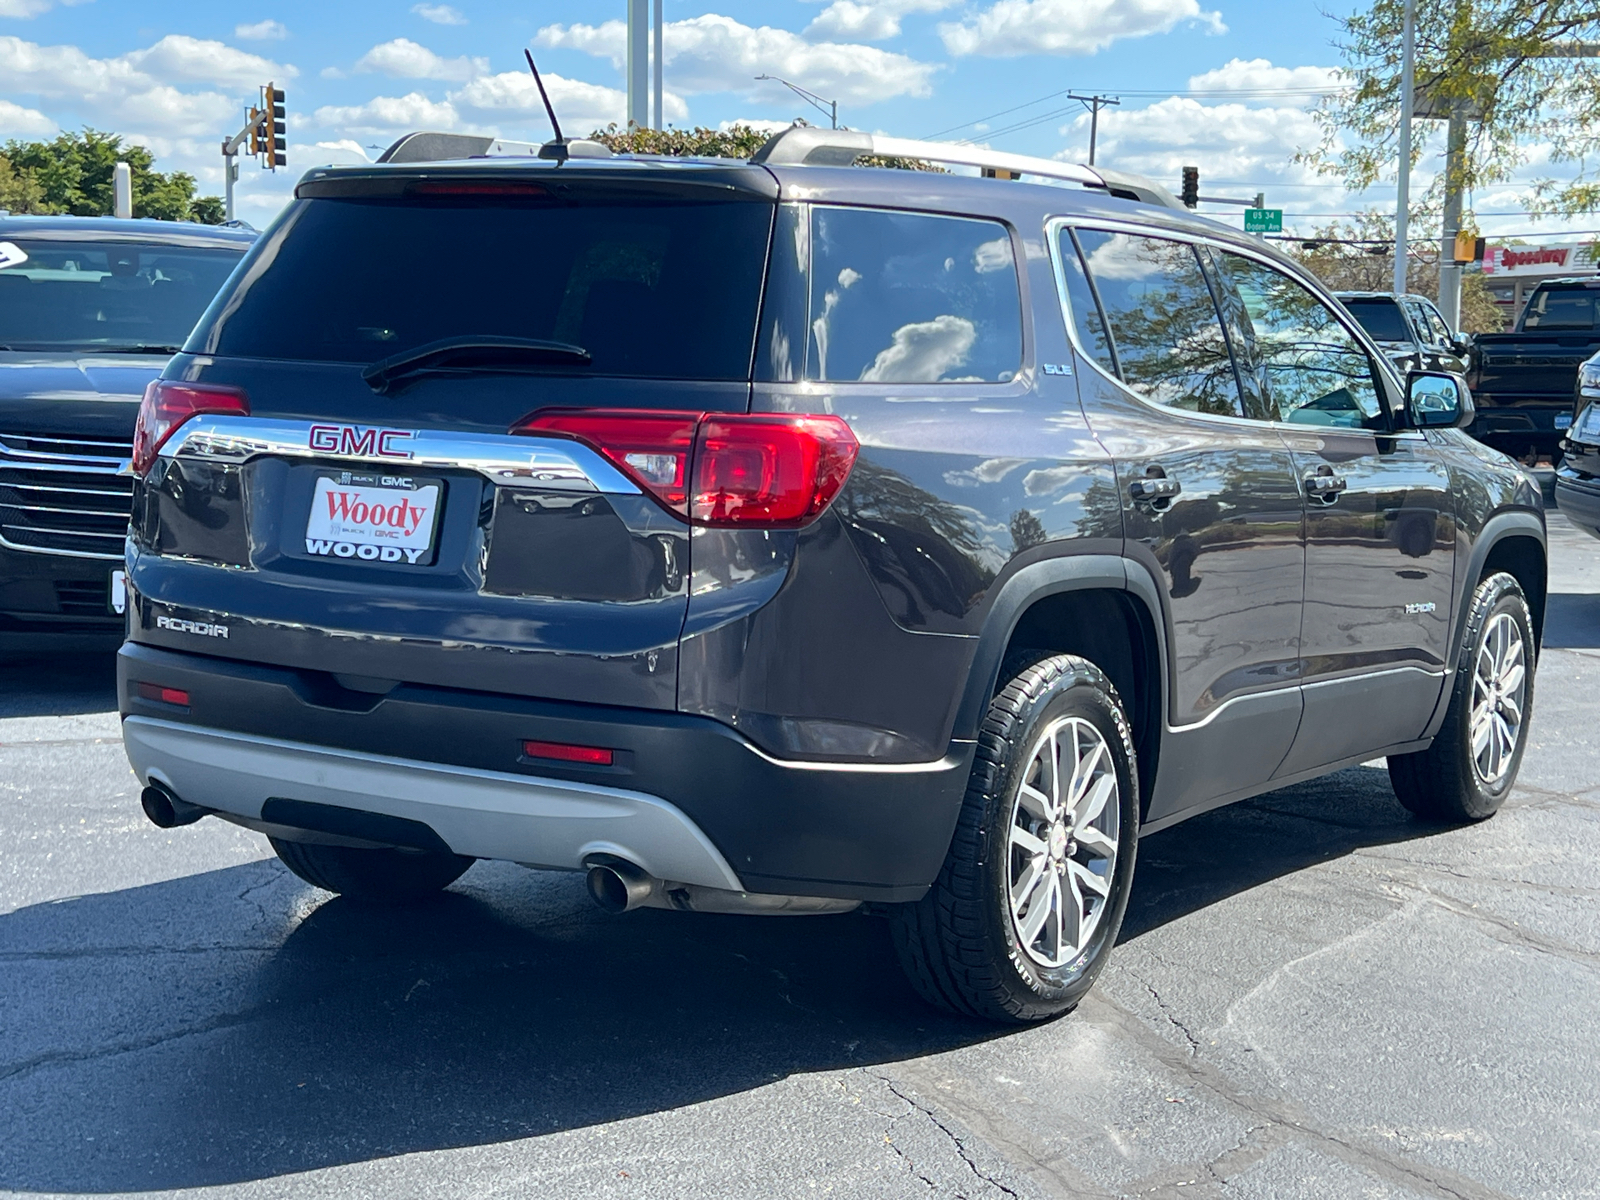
[1217,253,1387,430]
[1199,248,1276,422]
[1403,298,1440,346]
[1055,228,1116,374]
[807,207,1022,383]
[1075,229,1244,419]
[1422,300,1455,342]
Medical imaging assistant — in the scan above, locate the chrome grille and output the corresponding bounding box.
[0,433,133,560]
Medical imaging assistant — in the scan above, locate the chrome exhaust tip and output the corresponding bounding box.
[585,860,656,914]
[140,783,207,829]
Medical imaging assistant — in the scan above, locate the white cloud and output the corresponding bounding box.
[454,69,669,132]
[805,0,958,41]
[860,315,977,382]
[940,0,1224,58]
[121,35,297,88]
[1054,94,1341,215]
[0,0,52,15]
[355,37,485,83]
[413,2,467,24]
[536,14,936,104]
[0,97,54,136]
[235,20,288,41]
[1187,57,1343,104]
[310,139,372,164]
[313,92,464,136]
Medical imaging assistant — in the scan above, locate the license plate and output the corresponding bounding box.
[305,473,441,565]
[1555,412,1574,430]
[109,569,126,615]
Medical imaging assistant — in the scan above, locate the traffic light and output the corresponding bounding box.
[246,106,262,156]
[1181,165,1199,209]
[1453,232,1486,264]
[261,83,286,170]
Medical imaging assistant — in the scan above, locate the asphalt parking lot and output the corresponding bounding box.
[2,514,1596,1200]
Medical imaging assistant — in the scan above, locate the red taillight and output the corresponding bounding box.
[137,682,190,706]
[691,416,859,528]
[510,409,858,529]
[523,739,614,766]
[131,381,250,476]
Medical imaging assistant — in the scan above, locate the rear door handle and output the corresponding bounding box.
[1128,477,1182,503]
[1305,473,1348,500]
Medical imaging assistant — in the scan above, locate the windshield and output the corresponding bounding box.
[1521,285,1600,331]
[1340,298,1412,342]
[199,194,774,380]
[0,237,245,352]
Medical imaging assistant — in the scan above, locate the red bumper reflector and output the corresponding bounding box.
[523,739,614,766]
[137,683,191,706]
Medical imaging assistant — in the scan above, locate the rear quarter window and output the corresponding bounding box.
[805,207,1022,384]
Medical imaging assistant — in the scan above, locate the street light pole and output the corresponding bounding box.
[755,76,838,128]
[1394,0,1415,296]
[652,0,663,130]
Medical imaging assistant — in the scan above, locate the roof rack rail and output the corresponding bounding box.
[748,126,1182,209]
[376,131,612,164]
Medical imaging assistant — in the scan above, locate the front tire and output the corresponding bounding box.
[891,654,1139,1023]
[1388,571,1535,822]
[271,837,473,902]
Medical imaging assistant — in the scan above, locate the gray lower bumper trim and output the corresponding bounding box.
[122,716,744,891]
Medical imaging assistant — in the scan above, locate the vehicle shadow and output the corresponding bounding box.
[1543,591,1600,650]
[1119,762,1434,941]
[0,651,117,718]
[0,765,1443,1193]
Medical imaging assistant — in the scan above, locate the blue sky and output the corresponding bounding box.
[0,0,1587,239]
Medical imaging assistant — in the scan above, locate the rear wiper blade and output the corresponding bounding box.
[362,336,591,394]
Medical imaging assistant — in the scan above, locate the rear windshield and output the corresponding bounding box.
[1340,298,1411,342]
[0,237,245,352]
[1521,284,1600,331]
[198,194,773,379]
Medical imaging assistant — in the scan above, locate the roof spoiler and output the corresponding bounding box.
[376,131,612,164]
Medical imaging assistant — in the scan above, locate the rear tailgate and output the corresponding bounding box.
[127,163,777,712]
[1471,332,1600,403]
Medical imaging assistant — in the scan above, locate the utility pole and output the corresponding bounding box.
[627,0,648,128]
[1068,93,1119,166]
[652,0,663,130]
[1438,105,1468,328]
[1393,0,1416,296]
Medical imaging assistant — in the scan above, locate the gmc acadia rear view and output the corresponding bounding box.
[119,127,1546,1022]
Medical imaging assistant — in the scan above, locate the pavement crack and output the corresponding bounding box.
[1126,968,1202,1056]
[875,1073,1020,1199]
[0,1004,277,1085]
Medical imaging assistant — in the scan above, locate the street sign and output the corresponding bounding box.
[1244,208,1283,234]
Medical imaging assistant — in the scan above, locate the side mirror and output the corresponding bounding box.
[1407,371,1475,429]
[1449,335,1471,356]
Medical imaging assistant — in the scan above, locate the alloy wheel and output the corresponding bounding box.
[1470,611,1527,786]
[1006,715,1120,969]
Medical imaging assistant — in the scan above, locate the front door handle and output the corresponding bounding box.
[1305,472,1348,502]
[1129,477,1182,503]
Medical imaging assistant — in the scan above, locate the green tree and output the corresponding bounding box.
[0,129,223,223]
[1305,0,1600,215]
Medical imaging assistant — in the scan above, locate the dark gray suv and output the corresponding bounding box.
[118,127,1546,1023]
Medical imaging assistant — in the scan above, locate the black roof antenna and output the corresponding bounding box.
[524,49,567,160]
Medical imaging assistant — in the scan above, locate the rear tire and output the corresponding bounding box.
[1388,572,1535,822]
[891,654,1139,1023]
[271,837,472,902]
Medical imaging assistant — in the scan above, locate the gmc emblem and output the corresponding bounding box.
[308,424,416,459]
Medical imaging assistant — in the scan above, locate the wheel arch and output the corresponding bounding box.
[951,552,1169,818]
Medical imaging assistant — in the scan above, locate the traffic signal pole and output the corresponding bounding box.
[218,82,286,222]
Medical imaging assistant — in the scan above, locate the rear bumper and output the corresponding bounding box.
[124,716,747,891]
[1468,403,1570,446]
[117,642,973,901]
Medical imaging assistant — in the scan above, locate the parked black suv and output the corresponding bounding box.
[0,216,254,652]
[1335,290,1470,377]
[1555,348,1600,539]
[119,127,1546,1022]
